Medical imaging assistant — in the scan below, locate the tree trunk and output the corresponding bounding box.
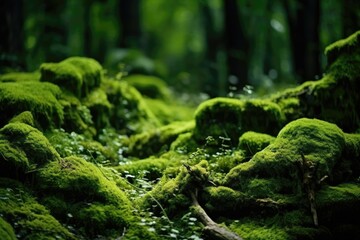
[223,0,249,92]
[0,0,24,71]
[284,0,321,82]
[119,0,141,48]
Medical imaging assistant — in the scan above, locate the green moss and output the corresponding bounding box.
[0,139,29,179]
[124,74,171,100]
[239,131,275,156]
[9,111,36,127]
[194,98,285,146]
[114,157,178,181]
[127,121,194,158]
[325,30,360,65]
[0,178,75,239]
[101,78,159,134]
[170,132,198,154]
[141,161,209,217]
[0,122,60,165]
[40,57,102,98]
[0,81,64,128]
[82,88,112,129]
[144,98,195,125]
[0,217,16,240]
[0,71,40,83]
[224,118,345,193]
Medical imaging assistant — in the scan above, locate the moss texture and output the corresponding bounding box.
[40,57,102,98]
[0,122,60,179]
[0,178,75,240]
[0,81,64,129]
[101,78,159,134]
[127,121,194,158]
[224,118,346,192]
[0,71,40,83]
[194,98,285,146]
[239,131,276,157]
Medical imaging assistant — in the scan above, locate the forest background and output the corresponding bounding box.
[1,0,359,98]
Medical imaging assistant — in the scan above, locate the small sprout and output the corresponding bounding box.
[67,213,73,218]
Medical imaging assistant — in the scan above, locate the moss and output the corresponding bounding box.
[0,178,75,239]
[0,71,40,83]
[114,157,179,181]
[82,88,112,129]
[224,118,345,193]
[0,81,64,128]
[170,132,198,154]
[0,217,16,240]
[0,122,59,179]
[144,98,195,125]
[141,161,209,217]
[127,121,194,158]
[325,30,360,65]
[124,74,171,100]
[37,156,131,205]
[40,57,102,98]
[239,131,275,157]
[194,97,285,146]
[101,78,159,134]
[9,111,36,127]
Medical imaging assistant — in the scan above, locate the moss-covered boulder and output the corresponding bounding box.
[127,121,194,158]
[272,31,360,132]
[224,118,347,192]
[0,178,75,239]
[239,131,276,157]
[101,78,159,134]
[0,71,40,83]
[40,57,102,98]
[0,121,60,179]
[0,81,64,128]
[193,98,285,146]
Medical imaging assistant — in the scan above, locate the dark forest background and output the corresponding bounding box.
[1,0,359,97]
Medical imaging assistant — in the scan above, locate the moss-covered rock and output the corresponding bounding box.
[0,122,60,179]
[127,121,194,158]
[40,57,102,98]
[0,178,75,239]
[239,131,276,157]
[9,111,36,127]
[124,74,171,100]
[0,217,16,240]
[82,88,112,129]
[194,98,285,146]
[0,81,64,128]
[224,118,346,192]
[101,78,159,134]
[271,31,360,132]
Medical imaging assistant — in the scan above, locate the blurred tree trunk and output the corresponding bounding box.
[119,0,141,48]
[284,0,321,82]
[223,0,249,92]
[342,0,360,36]
[83,0,92,57]
[201,2,222,97]
[0,0,25,71]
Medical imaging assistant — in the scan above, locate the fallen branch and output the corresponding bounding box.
[190,191,243,240]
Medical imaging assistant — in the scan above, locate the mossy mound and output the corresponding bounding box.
[0,81,64,128]
[272,31,360,132]
[224,118,346,192]
[193,98,285,146]
[124,74,171,100]
[0,178,75,240]
[101,78,159,134]
[127,121,195,158]
[0,121,60,179]
[239,131,276,157]
[40,57,102,98]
